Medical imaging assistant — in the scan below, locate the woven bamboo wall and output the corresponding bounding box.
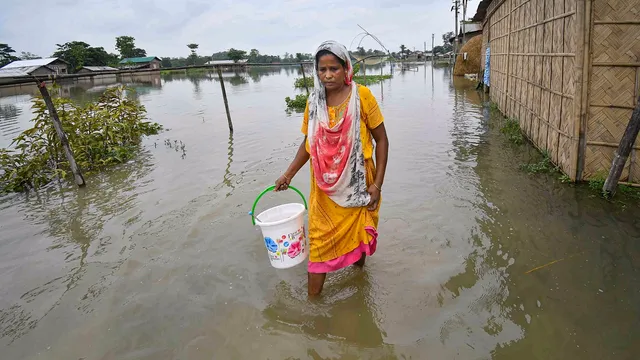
[582,0,640,183]
[484,0,580,179]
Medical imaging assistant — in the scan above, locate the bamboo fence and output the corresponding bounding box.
[480,0,640,183]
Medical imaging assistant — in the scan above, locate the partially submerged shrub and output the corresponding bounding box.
[0,85,162,192]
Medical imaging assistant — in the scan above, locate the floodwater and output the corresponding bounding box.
[1,64,639,360]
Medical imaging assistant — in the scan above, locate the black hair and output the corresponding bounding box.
[315,50,346,70]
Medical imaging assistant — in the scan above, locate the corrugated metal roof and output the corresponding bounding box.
[0,66,52,77]
[205,59,248,65]
[463,23,483,33]
[1,57,64,69]
[0,68,30,78]
[119,57,160,64]
[82,66,118,71]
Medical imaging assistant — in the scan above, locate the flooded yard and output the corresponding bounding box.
[1,65,639,359]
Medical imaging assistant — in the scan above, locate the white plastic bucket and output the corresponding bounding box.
[250,186,308,269]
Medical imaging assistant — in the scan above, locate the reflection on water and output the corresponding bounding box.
[223,132,235,197]
[0,102,22,142]
[0,65,639,359]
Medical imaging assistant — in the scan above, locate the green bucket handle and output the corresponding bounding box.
[249,185,308,225]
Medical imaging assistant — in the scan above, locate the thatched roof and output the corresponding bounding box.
[471,0,492,22]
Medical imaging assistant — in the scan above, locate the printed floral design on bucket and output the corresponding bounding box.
[287,241,302,258]
[264,237,278,253]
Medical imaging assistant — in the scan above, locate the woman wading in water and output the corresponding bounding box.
[275,40,389,295]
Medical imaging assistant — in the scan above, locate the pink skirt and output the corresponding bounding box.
[307,226,378,273]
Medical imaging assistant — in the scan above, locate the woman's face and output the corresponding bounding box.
[317,54,346,91]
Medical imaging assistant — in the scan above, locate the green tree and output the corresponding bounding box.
[53,41,115,72]
[227,48,246,63]
[0,43,19,67]
[187,43,199,65]
[442,31,455,46]
[161,57,173,68]
[130,48,147,57]
[116,36,147,59]
[399,44,407,58]
[20,52,41,60]
[248,49,260,62]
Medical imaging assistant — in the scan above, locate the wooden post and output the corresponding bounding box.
[363,62,366,85]
[217,67,233,133]
[35,81,85,187]
[299,63,309,95]
[603,96,640,197]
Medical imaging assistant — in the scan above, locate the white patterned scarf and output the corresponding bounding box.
[307,40,371,208]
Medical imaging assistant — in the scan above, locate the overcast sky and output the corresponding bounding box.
[1,0,480,58]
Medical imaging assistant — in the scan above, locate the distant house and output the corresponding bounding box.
[449,21,483,47]
[77,66,119,74]
[0,57,69,74]
[118,57,162,70]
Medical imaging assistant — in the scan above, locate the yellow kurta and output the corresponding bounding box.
[301,85,384,263]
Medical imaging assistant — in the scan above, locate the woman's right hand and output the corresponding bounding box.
[274,174,291,191]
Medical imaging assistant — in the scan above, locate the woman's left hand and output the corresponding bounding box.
[367,184,380,211]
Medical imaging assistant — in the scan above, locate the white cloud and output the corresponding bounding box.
[0,0,480,58]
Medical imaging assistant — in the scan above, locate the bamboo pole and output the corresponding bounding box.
[569,1,587,181]
[504,0,513,115]
[603,96,640,196]
[35,81,85,187]
[363,62,366,85]
[576,0,594,181]
[299,63,309,95]
[217,68,233,133]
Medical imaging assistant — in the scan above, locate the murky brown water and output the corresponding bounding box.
[1,65,639,360]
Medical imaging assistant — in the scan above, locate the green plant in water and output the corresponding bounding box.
[353,74,392,85]
[500,118,524,145]
[294,77,313,89]
[294,74,392,89]
[520,151,552,174]
[588,171,607,193]
[0,85,162,193]
[285,93,308,112]
[559,173,572,183]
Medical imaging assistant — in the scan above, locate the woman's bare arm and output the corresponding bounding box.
[275,136,310,191]
[367,123,389,210]
[371,123,389,189]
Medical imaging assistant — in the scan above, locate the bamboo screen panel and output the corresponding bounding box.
[486,0,579,179]
[487,0,510,113]
[583,0,640,183]
[487,0,578,178]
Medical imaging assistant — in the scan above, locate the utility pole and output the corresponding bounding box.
[454,0,459,55]
[462,0,468,44]
[432,33,435,61]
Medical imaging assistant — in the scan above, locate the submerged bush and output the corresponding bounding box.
[0,85,162,193]
[285,93,309,112]
[294,77,313,89]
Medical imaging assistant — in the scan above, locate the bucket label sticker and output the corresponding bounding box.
[264,237,278,253]
[287,227,304,242]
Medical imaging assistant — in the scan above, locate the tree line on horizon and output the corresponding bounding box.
[1,33,456,73]
[0,36,147,71]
